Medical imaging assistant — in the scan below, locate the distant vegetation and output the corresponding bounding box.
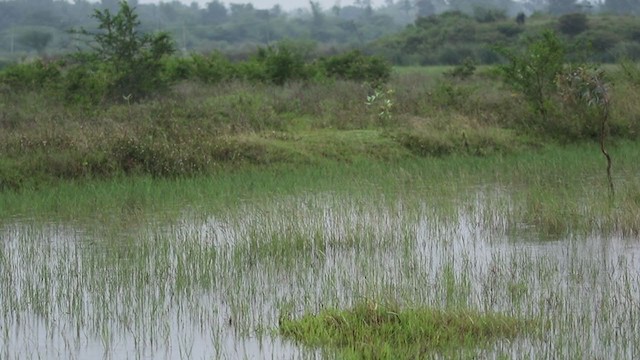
[0,0,639,67]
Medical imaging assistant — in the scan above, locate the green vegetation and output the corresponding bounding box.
[375,12,640,65]
[2,3,640,359]
[279,301,536,358]
[2,143,640,358]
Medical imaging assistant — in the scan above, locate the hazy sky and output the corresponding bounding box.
[198,1,383,11]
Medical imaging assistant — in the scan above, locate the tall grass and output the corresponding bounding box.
[2,143,640,358]
[2,64,640,190]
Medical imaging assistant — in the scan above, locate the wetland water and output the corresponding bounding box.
[1,187,640,359]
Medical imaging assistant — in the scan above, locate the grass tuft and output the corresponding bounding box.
[279,301,536,359]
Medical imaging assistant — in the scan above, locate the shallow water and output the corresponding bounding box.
[1,188,639,359]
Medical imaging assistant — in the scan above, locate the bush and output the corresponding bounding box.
[473,7,507,23]
[190,52,235,83]
[497,23,524,38]
[557,13,589,36]
[0,60,61,90]
[74,0,175,102]
[495,31,566,126]
[61,62,109,105]
[162,56,195,82]
[254,44,310,85]
[320,50,391,85]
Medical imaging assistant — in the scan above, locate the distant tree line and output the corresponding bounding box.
[0,0,639,68]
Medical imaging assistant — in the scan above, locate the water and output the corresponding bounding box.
[1,188,639,359]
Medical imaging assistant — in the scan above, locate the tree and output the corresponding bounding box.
[309,1,324,26]
[496,31,566,125]
[203,0,227,23]
[79,0,174,101]
[19,29,52,55]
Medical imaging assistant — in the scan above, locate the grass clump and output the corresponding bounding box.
[279,302,536,359]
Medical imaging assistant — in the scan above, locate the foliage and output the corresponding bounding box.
[279,302,534,358]
[76,0,175,102]
[556,65,614,196]
[365,87,394,123]
[320,50,391,85]
[495,31,566,126]
[444,57,476,79]
[557,13,589,36]
[253,43,311,85]
[0,60,60,90]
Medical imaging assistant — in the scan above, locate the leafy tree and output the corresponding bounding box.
[77,0,174,102]
[202,0,227,23]
[556,65,614,196]
[496,31,566,126]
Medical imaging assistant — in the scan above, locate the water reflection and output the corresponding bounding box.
[1,189,639,359]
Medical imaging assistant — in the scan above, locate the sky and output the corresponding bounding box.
[201,0,383,11]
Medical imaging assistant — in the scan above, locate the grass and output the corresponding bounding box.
[2,63,640,191]
[2,146,640,358]
[2,64,640,359]
[279,301,536,359]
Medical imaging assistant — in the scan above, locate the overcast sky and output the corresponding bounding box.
[197,1,383,11]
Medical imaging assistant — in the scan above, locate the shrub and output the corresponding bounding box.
[495,31,566,126]
[473,7,507,23]
[61,61,109,105]
[74,0,175,102]
[557,13,589,36]
[497,23,524,38]
[190,52,235,83]
[445,57,476,79]
[320,50,391,85]
[254,43,310,85]
[162,56,195,82]
[0,60,61,91]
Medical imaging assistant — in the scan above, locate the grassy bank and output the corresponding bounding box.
[2,140,640,236]
[2,63,640,191]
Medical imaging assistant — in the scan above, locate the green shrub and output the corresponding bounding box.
[74,0,175,102]
[0,60,61,90]
[253,43,310,85]
[445,57,476,79]
[557,13,589,36]
[162,56,195,82]
[320,50,391,85]
[61,62,109,105]
[497,23,524,38]
[473,7,507,23]
[495,31,566,126]
[190,52,235,83]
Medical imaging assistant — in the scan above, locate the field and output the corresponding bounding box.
[1,65,640,359]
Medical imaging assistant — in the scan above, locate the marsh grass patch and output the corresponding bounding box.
[279,301,537,359]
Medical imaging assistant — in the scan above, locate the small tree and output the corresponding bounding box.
[556,66,614,197]
[495,31,566,127]
[78,0,174,102]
